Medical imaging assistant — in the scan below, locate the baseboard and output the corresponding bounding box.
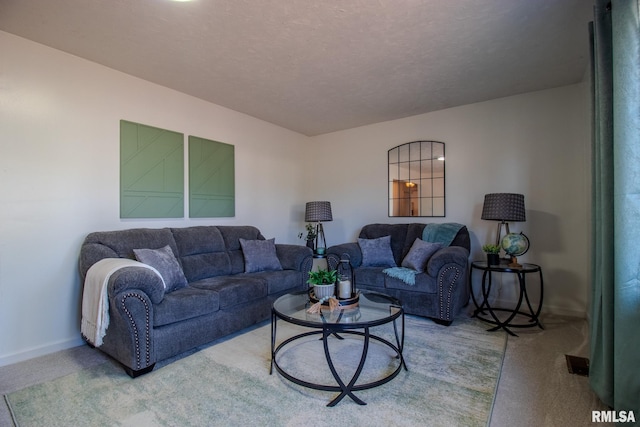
[490,296,587,319]
[542,304,587,319]
[0,336,85,367]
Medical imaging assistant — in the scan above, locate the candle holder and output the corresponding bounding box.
[336,254,356,300]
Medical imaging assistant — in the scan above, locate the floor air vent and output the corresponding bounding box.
[565,354,590,376]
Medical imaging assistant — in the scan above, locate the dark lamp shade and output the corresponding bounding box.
[481,193,526,222]
[305,201,333,222]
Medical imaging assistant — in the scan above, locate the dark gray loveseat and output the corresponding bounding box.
[327,223,470,326]
[79,225,312,377]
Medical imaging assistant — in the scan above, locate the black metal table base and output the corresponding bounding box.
[270,310,406,407]
[470,261,544,337]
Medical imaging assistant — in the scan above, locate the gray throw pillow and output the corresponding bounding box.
[133,245,188,293]
[239,238,283,273]
[359,235,397,267]
[401,238,442,271]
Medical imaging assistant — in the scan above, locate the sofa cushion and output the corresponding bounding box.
[218,226,266,274]
[219,226,264,250]
[385,272,438,294]
[401,238,442,272]
[171,226,226,254]
[239,238,283,273]
[153,286,220,327]
[180,252,232,283]
[133,245,188,293]
[359,236,396,267]
[190,276,268,309]
[248,270,303,295]
[171,226,232,281]
[355,267,386,288]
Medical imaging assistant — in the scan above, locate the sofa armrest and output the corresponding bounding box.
[276,244,313,271]
[107,266,165,304]
[327,243,362,268]
[106,287,157,376]
[426,246,469,276]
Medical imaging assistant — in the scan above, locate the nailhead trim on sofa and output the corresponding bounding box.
[439,265,460,321]
[121,293,151,370]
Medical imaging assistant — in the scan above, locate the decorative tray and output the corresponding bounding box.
[308,289,360,307]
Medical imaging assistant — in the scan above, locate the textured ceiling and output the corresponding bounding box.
[0,0,593,136]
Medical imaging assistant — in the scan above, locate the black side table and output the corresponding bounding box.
[469,261,544,336]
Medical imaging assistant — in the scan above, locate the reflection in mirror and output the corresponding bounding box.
[388,141,445,217]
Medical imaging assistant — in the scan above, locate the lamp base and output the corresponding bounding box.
[494,221,511,247]
[508,256,522,268]
[315,222,327,255]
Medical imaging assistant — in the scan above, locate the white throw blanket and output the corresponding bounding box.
[81,258,164,347]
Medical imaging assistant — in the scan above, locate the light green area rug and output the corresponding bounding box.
[5,315,506,427]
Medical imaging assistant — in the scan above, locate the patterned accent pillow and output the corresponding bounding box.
[401,238,442,272]
[358,235,397,267]
[133,245,188,292]
[239,238,283,273]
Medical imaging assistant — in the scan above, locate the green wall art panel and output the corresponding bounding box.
[120,120,184,218]
[189,136,235,218]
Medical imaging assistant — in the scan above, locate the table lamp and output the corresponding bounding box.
[481,193,526,247]
[305,201,333,254]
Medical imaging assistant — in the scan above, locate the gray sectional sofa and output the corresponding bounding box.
[79,225,312,377]
[327,223,470,326]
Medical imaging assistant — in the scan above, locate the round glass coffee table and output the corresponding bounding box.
[270,289,406,407]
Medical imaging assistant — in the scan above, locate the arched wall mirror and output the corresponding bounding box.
[388,141,445,217]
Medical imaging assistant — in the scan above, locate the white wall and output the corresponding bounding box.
[0,30,591,366]
[310,84,591,318]
[0,31,310,366]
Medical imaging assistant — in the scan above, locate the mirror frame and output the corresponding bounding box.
[388,141,445,217]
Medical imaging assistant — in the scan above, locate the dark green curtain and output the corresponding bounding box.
[589,0,640,414]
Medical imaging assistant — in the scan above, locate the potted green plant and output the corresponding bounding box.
[307,268,338,299]
[298,223,317,250]
[482,244,501,266]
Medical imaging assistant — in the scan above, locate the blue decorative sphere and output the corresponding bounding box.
[501,232,529,256]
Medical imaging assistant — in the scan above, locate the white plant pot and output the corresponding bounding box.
[313,283,335,299]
